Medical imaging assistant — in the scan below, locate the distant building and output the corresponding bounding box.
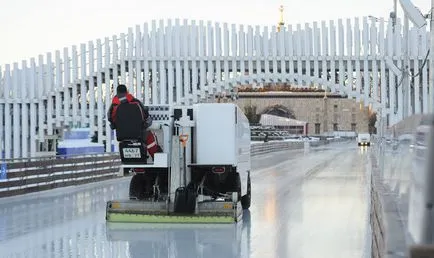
[233,91,370,135]
[259,114,307,134]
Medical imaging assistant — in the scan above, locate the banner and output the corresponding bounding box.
[0,163,7,181]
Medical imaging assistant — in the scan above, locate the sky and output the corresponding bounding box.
[0,0,430,67]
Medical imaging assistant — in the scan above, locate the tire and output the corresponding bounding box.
[225,172,249,207]
[233,173,242,202]
[129,174,152,200]
[241,174,251,209]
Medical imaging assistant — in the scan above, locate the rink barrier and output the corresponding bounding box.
[0,138,348,198]
[0,153,121,198]
[370,135,410,258]
[250,137,348,156]
[369,139,414,258]
[369,151,386,258]
[369,114,434,258]
[250,141,304,155]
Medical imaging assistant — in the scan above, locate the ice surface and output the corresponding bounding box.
[0,141,370,258]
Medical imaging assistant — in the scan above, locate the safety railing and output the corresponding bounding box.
[0,153,121,198]
[369,114,434,258]
[0,137,348,198]
[250,137,348,156]
[251,141,304,156]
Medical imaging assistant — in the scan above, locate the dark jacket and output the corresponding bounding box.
[107,93,152,130]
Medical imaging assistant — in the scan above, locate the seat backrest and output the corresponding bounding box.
[115,102,145,141]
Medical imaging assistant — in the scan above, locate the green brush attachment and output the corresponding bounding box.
[105,200,242,224]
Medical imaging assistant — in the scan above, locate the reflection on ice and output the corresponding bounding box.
[106,210,251,258]
[0,179,131,258]
[0,210,251,258]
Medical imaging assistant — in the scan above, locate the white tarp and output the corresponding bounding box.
[259,114,307,126]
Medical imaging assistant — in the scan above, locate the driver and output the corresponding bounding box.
[107,84,160,158]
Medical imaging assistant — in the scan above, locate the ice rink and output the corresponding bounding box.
[0,141,370,258]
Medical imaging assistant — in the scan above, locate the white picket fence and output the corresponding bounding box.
[0,17,429,159]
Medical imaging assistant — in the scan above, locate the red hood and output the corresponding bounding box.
[112,93,134,104]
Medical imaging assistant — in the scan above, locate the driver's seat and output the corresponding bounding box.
[115,101,148,164]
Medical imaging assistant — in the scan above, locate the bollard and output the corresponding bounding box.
[304,140,310,154]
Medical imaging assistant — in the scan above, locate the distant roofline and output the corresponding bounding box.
[237,92,347,99]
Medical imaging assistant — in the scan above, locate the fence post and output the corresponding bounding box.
[117,166,123,177]
[304,141,310,154]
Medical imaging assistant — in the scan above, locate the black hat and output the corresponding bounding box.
[116,84,128,94]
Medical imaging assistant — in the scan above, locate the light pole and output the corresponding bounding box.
[430,0,434,113]
[393,0,398,31]
[403,14,410,118]
[397,0,430,113]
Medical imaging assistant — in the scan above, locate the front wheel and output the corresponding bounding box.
[241,175,251,209]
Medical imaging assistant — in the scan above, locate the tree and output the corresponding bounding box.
[262,104,296,119]
[369,112,377,134]
[244,105,261,124]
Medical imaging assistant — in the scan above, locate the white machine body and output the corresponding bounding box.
[119,102,251,205]
[193,103,251,195]
[194,103,251,166]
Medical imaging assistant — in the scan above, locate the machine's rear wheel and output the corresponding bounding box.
[233,173,242,202]
[129,174,152,200]
[241,175,251,209]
